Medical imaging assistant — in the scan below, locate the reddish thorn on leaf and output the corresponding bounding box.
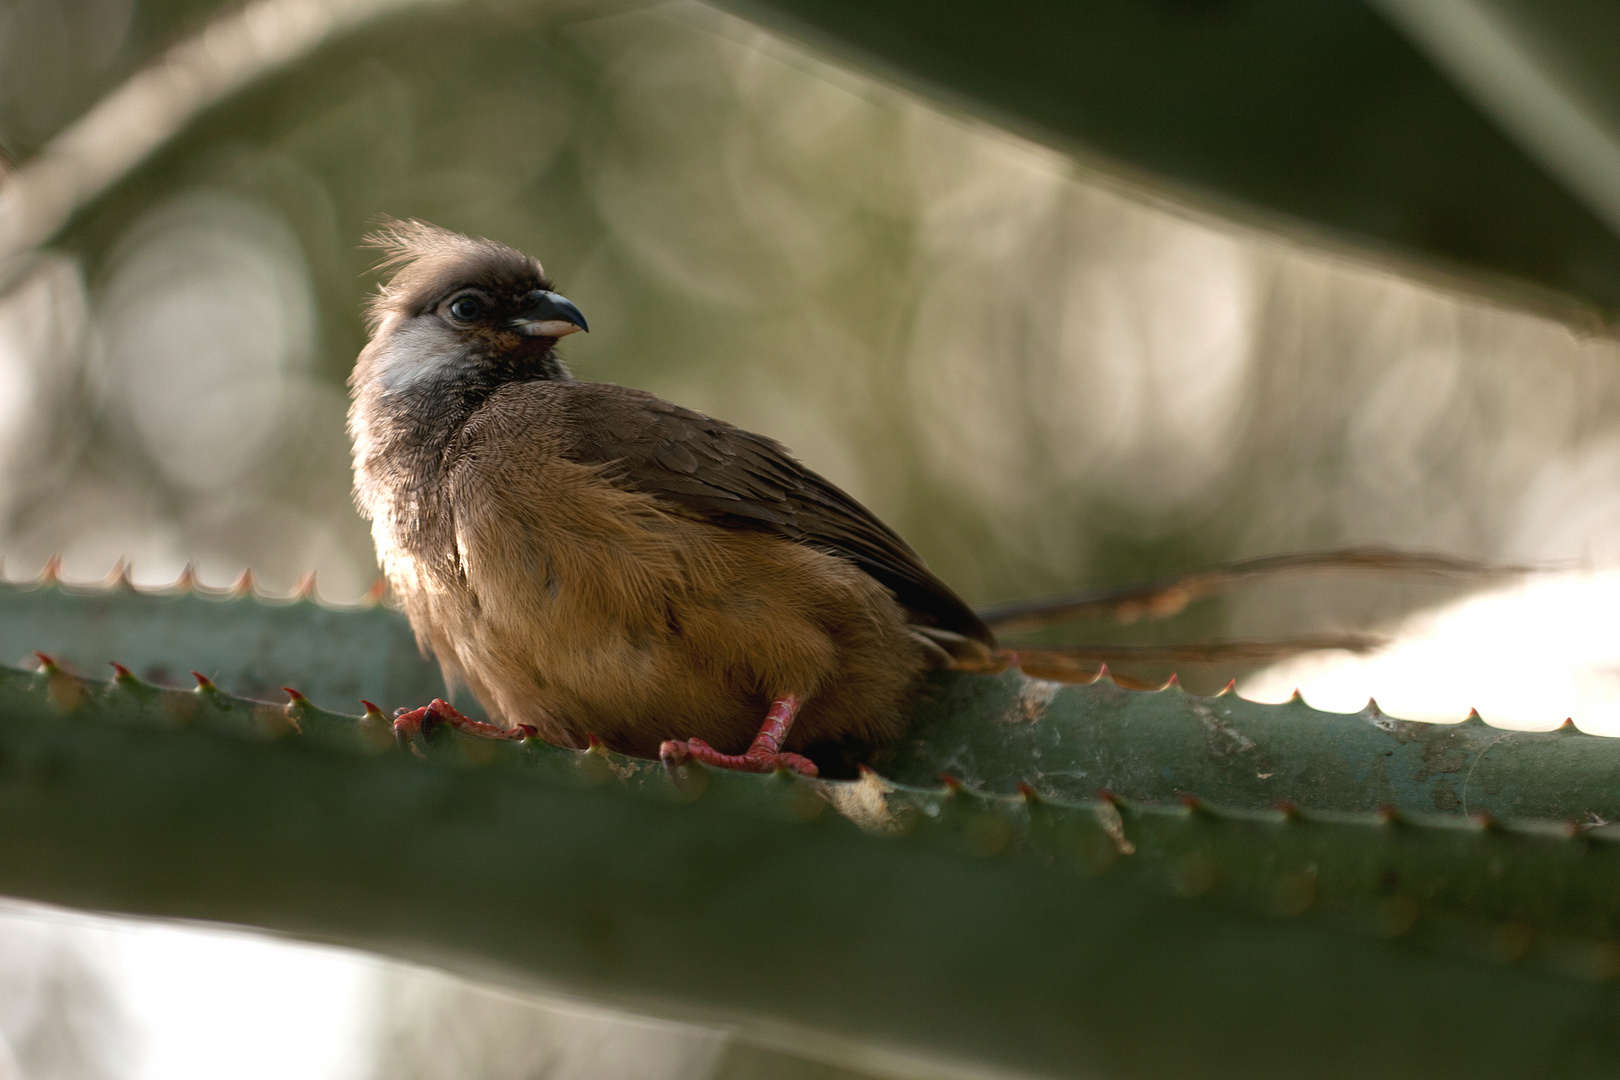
[110,662,135,680]
[1220,679,1238,696]
[1365,697,1382,716]
[363,577,388,605]
[1288,688,1305,704]
[1016,782,1040,803]
[939,773,965,794]
[1097,788,1120,806]
[1180,794,1210,814]
[295,572,318,601]
[33,652,60,673]
[1093,663,1112,685]
[1470,809,1499,830]
[101,558,129,591]
[1376,804,1403,825]
[282,687,310,706]
[515,724,539,739]
[173,563,197,593]
[359,700,388,721]
[1275,800,1302,821]
[1557,717,1579,734]
[230,569,255,598]
[585,733,605,750]
[1163,672,1181,689]
[192,671,217,691]
[40,555,62,585]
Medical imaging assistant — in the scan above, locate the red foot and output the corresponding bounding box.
[660,738,819,776]
[659,694,818,777]
[393,699,536,744]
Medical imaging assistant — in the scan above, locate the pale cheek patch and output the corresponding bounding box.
[374,319,477,395]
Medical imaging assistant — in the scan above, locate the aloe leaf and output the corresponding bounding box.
[884,670,1620,820]
[0,577,457,716]
[6,580,1620,824]
[3,661,1620,1079]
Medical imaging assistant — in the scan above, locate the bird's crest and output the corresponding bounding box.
[360,217,546,332]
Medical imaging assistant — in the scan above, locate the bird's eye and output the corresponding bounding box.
[448,296,484,322]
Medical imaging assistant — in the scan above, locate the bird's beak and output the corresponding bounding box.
[509,290,588,337]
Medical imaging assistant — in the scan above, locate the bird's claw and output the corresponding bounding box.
[392,699,535,743]
[659,737,818,777]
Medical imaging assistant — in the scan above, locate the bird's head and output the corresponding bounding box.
[353,219,587,398]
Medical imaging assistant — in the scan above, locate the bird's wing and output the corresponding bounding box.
[555,381,994,645]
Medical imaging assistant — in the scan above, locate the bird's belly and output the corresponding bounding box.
[414,501,923,756]
[442,574,760,752]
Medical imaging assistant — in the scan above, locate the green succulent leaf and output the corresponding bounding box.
[5,582,1620,1078]
[0,576,457,716]
[889,670,1620,820]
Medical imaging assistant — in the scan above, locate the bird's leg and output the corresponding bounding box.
[660,695,818,777]
[392,698,535,744]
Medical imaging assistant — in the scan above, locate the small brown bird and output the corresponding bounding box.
[349,221,996,776]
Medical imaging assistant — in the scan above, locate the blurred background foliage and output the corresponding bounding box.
[4,0,1620,1077]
